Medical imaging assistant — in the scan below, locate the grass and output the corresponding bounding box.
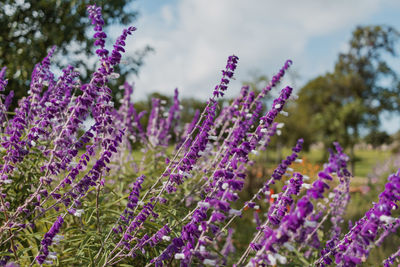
[260,147,392,178]
[352,149,392,177]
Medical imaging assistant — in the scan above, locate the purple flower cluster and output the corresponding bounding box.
[176,109,200,150]
[88,5,108,59]
[324,144,352,251]
[268,172,304,225]
[147,82,298,266]
[143,92,181,148]
[258,59,293,99]
[213,85,249,132]
[263,87,292,126]
[384,245,400,267]
[170,100,218,189]
[4,91,13,112]
[242,143,351,266]
[0,48,59,181]
[162,88,181,143]
[164,57,237,188]
[25,46,56,118]
[132,224,171,256]
[147,225,171,247]
[114,175,145,233]
[121,201,158,249]
[151,207,208,266]
[45,3,135,200]
[0,67,7,92]
[72,129,124,195]
[213,55,239,97]
[36,216,64,264]
[270,139,303,185]
[222,139,304,239]
[0,7,140,258]
[0,67,10,125]
[319,171,400,266]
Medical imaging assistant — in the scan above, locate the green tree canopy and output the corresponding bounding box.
[364,130,392,148]
[290,25,400,171]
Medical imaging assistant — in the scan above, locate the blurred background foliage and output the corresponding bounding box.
[280,25,400,173]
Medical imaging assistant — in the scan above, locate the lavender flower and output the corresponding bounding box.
[36,216,64,264]
[221,228,235,257]
[0,67,7,92]
[4,91,13,111]
[213,55,239,98]
[318,170,400,266]
[88,5,108,59]
[384,246,400,267]
[268,172,304,225]
[176,109,200,150]
[114,175,145,233]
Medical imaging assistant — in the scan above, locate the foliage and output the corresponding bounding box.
[282,25,400,166]
[364,130,392,148]
[0,6,400,267]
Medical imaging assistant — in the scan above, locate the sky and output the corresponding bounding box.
[110,0,400,134]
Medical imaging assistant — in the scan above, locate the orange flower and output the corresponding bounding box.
[269,188,275,204]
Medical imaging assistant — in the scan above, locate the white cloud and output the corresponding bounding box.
[124,0,390,100]
[160,5,174,25]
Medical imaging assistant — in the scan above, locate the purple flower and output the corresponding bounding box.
[0,67,8,92]
[36,216,64,264]
[268,172,304,225]
[213,55,239,98]
[114,175,145,233]
[384,246,400,267]
[317,170,400,266]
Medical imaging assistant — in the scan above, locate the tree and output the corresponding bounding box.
[0,0,151,109]
[279,101,317,152]
[364,130,392,148]
[296,25,400,173]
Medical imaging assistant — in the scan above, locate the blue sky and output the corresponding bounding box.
[116,0,400,134]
